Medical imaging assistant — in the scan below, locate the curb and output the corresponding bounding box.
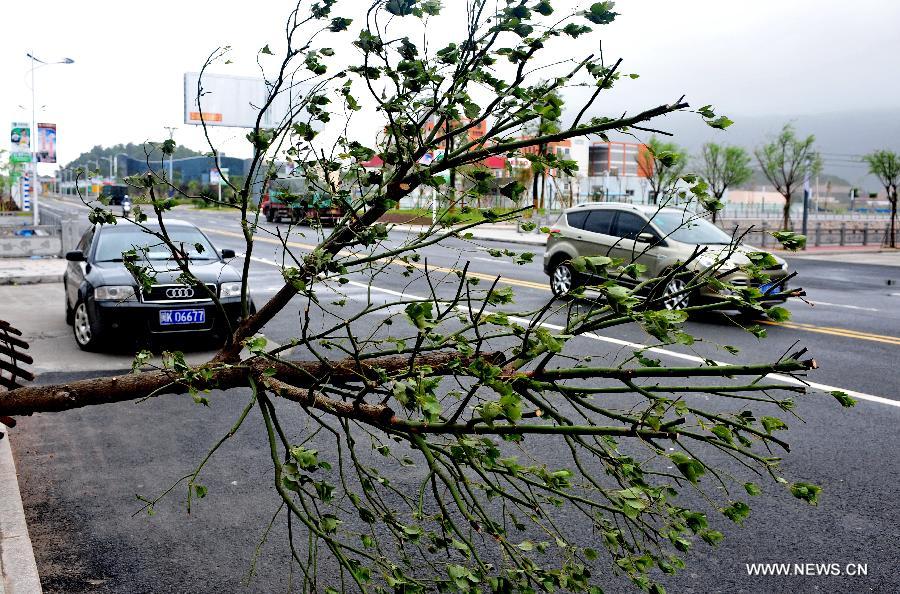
[0,430,42,593]
[0,275,62,287]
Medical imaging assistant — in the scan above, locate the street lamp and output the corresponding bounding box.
[26,52,74,225]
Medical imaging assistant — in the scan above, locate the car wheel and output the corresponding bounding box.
[550,261,578,297]
[661,276,691,310]
[72,300,105,351]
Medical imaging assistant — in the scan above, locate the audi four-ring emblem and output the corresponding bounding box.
[165,287,195,299]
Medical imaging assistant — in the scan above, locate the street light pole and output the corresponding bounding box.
[29,52,38,225]
[164,126,177,193]
[25,52,74,225]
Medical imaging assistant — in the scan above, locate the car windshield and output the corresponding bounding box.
[94,226,218,261]
[649,211,734,245]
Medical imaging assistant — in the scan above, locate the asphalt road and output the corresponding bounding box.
[10,196,900,593]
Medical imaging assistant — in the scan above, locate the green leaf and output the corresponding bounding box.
[705,115,733,130]
[771,230,807,251]
[329,17,352,32]
[486,287,515,305]
[790,482,822,505]
[700,529,724,545]
[385,0,415,16]
[562,23,592,38]
[669,452,705,484]
[193,484,208,499]
[534,1,553,16]
[711,424,734,444]
[830,390,856,408]
[760,416,787,433]
[722,501,750,525]
[765,306,791,322]
[583,1,618,25]
[404,302,435,331]
[744,482,762,496]
[260,44,274,55]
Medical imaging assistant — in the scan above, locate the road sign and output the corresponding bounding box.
[210,168,229,186]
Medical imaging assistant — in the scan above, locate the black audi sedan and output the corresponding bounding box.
[63,219,251,351]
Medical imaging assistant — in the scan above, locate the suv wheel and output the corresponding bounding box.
[661,277,690,310]
[73,300,105,351]
[550,261,578,296]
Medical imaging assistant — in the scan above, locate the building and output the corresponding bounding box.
[116,154,249,185]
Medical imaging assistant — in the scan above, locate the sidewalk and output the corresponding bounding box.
[0,258,66,286]
[782,247,900,267]
[386,223,548,247]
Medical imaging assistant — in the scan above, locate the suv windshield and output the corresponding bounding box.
[94,226,218,261]
[649,211,734,245]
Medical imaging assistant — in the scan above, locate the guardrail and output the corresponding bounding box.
[725,221,897,248]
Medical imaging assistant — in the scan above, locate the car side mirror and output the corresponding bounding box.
[636,232,658,245]
[65,250,85,262]
[220,248,236,259]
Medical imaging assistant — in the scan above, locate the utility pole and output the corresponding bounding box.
[164,126,177,195]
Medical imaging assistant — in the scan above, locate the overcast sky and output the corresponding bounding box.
[3,0,898,175]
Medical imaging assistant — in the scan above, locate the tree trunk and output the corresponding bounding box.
[782,193,791,231]
[532,171,539,213]
[890,190,898,249]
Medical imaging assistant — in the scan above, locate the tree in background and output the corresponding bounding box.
[527,91,563,212]
[64,142,207,172]
[698,143,753,223]
[1,2,837,592]
[640,136,688,205]
[862,150,900,248]
[754,124,821,230]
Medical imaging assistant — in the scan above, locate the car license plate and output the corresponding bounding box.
[759,282,780,295]
[159,309,206,326]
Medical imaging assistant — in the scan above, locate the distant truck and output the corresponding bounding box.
[261,179,344,226]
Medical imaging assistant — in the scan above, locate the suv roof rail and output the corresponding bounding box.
[573,201,640,209]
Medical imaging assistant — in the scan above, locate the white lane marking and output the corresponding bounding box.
[243,255,900,410]
[807,300,879,312]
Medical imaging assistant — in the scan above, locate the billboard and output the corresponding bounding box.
[10,122,30,163]
[184,73,295,129]
[37,123,56,164]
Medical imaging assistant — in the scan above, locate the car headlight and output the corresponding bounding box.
[94,285,137,301]
[220,282,243,298]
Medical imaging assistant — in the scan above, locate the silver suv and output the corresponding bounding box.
[543,203,789,309]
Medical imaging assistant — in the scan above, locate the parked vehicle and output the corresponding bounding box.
[543,203,789,309]
[99,184,130,206]
[63,219,252,351]
[261,178,344,225]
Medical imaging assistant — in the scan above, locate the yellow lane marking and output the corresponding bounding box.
[204,227,898,346]
[201,227,551,292]
[758,320,900,346]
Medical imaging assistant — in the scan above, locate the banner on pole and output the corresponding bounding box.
[10,122,30,163]
[37,123,56,163]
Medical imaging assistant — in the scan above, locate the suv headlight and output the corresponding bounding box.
[94,285,137,301]
[220,282,243,298]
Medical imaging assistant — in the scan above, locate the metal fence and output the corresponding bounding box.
[725,221,897,248]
